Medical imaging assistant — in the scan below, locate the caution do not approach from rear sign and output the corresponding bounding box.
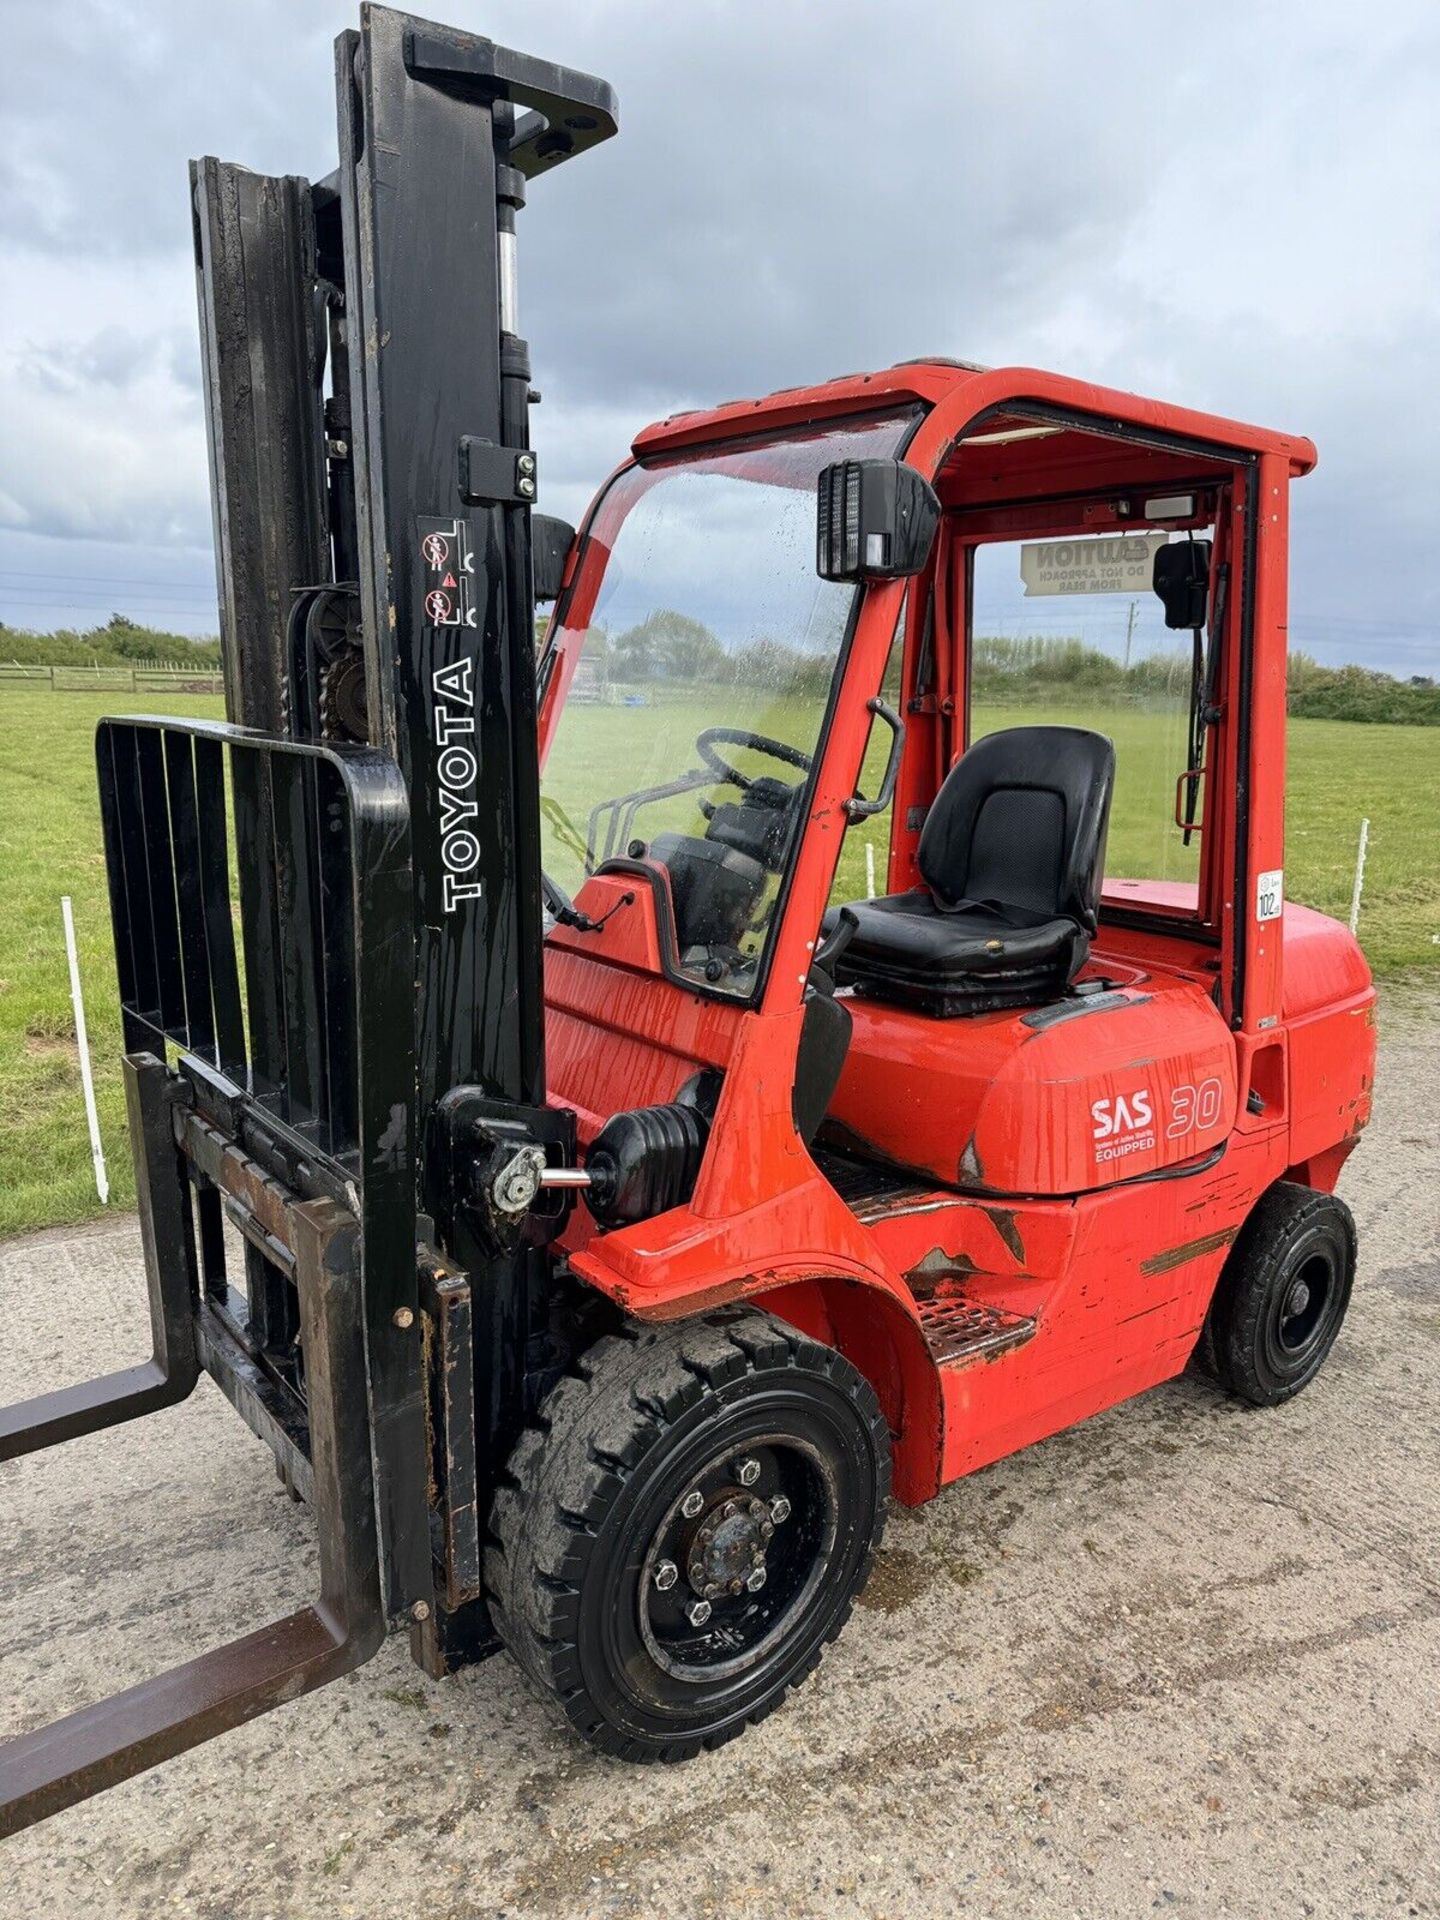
[1020,532,1167,597]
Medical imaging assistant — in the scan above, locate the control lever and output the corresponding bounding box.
[542,869,634,934]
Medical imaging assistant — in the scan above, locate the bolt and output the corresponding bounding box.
[770,1495,791,1524]
[392,1305,415,1330]
[653,1559,678,1592]
[680,1489,704,1519]
[729,1578,744,1595]
[686,1599,712,1628]
[721,1500,737,1519]
[411,1599,431,1623]
[517,453,536,475]
[735,1456,761,1487]
[760,1520,774,1541]
[745,1566,767,1593]
[518,476,537,499]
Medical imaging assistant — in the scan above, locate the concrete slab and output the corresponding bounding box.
[1,987,1436,1919]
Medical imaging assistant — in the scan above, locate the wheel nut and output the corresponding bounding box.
[770,1495,791,1524]
[745,1565,767,1593]
[680,1489,704,1519]
[653,1560,678,1592]
[735,1456,761,1487]
[686,1599,712,1628]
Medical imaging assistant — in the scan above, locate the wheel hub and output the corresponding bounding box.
[686,1494,773,1599]
[1275,1251,1335,1354]
[637,1434,835,1682]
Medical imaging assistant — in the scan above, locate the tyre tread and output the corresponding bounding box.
[484,1306,890,1761]
[1208,1180,1356,1407]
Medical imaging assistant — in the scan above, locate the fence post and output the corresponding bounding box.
[61,896,109,1205]
[1348,818,1370,937]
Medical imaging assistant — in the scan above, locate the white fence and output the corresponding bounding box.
[0,662,225,695]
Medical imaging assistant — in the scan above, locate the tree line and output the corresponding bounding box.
[0,615,222,669]
[972,635,1439,722]
[5,612,1434,724]
[586,613,1439,724]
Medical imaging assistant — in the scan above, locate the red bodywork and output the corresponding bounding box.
[536,360,1377,1507]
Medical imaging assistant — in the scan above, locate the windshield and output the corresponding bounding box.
[540,407,919,998]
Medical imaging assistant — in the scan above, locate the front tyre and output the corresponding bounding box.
[1207,1181,1356,1407]
[485,1308,890,1761]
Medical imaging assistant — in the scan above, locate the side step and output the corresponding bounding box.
[914,1295,1037,1367]
[811,1141,941,1221]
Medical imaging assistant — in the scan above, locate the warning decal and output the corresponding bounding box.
[418,516,477,630]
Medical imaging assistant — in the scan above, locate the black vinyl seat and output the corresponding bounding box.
[829,726,1115,1017]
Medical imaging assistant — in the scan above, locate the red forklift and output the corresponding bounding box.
[0,6,1374,1828]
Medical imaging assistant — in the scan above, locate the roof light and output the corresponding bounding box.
[962,426,1064,447]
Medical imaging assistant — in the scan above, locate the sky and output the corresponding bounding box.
[2,0,1438,676]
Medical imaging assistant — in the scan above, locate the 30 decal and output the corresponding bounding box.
[1167,1077,1224,1138]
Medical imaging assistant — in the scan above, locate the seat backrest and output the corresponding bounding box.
[917,726,1115,930]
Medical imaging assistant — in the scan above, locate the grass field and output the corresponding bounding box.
[2,687,1436,1237]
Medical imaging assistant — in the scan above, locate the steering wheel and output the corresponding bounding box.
[695,726,812,792]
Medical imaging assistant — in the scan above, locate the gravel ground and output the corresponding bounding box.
[1,984,1437,1920]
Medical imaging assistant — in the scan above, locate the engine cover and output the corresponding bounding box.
[827,972,1236,1198]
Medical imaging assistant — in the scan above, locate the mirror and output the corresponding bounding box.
[1152,537,1211,630]
[533,513,576,602]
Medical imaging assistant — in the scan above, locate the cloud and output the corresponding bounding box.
[0,250,210,549]
[2,0,1438,666]
[0,2,339,259]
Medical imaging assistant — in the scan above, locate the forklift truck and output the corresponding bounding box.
[0,6,1376,1830]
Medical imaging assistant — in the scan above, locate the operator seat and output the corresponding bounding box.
[829,726,1115,1017]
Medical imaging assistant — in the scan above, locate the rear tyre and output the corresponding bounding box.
[1207,1182,1356,1407]
[485,1308,890,1761]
